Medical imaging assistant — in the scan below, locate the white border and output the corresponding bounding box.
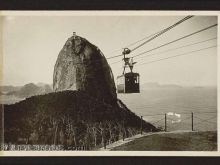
[0,10,219,156]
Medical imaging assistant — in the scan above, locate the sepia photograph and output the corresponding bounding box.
[0,13,218,153]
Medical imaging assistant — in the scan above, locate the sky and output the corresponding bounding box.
[2,15,217,87]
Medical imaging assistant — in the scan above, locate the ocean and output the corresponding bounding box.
[118,87,217,132]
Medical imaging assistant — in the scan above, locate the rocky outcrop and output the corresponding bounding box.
[53,35,116,103]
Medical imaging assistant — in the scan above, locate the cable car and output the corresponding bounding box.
[117,48,140,93]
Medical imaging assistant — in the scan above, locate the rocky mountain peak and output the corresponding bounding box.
[53,34,117,103]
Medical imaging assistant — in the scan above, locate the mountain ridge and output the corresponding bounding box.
[1,83,53,98]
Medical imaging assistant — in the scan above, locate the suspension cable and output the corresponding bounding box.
[138,45,216,66]
[132,23,217,58]
[135,37,217,60]
[130,16,194,52]
[107,15,194,60]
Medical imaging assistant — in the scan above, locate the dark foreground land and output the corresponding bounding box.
[111,131,217,151]
[4,91,156,150]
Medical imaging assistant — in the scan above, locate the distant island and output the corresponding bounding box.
[141,82,216,90]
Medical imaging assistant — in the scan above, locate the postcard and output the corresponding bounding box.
[0,11,219,156]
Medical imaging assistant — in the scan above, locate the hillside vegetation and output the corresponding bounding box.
[4,91,156,150]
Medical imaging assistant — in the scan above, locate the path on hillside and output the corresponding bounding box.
[99,130,195,151]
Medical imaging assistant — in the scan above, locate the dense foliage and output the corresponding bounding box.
[4,91,156,150]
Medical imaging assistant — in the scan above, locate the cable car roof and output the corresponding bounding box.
[117,72,139,78]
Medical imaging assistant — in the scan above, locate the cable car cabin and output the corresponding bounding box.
[117,72,140,93]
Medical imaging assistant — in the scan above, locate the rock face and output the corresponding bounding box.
[53,35,117,103]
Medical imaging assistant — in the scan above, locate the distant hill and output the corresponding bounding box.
[0,85,21,93]
[141,82,217,90]
[37,82,53,89]
[4,90,157,150]
[2,83,53,98]
[141,82,183,90]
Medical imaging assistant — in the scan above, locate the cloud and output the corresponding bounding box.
[167,112,181,124]
[174,113,181,118]
[171,119,181,123]
[167,112,181,118]
[167,112,174,116]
